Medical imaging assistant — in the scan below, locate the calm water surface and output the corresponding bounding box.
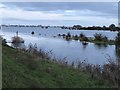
[0,27,118,65]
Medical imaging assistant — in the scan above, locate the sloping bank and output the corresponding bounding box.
[2,44,112,88]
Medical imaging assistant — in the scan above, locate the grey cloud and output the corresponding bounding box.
[2,2,118,15]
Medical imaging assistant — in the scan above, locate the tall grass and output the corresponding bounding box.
[75,58,119,87]
[15,43,119,87]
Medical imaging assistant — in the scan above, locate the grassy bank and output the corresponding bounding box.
[2,44,113,88]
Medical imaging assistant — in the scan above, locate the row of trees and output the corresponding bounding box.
[72,24,120,31]
[61,24,120,31]
[2,24,120,31]
[1,24,50,29]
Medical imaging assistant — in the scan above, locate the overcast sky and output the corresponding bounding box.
[1,2,118,26]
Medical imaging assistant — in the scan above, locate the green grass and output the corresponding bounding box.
[88,39,115,45]
[2,45,112,88]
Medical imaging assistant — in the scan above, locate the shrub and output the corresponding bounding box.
[65,32,72,40]
[73,35,79,40]
[94,33,108,42]
[78,33,88,41]
[66,32,71,38]
[82,37,89,41]
[79,33,85,38]
[12,36,24,43]
[94,33,103,41]
[103,36,108,41]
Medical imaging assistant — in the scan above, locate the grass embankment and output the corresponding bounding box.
[3,45,112,88]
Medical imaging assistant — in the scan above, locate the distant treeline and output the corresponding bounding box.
[1,24,120,31]
[61,24,120,31]
[1,24,50,29]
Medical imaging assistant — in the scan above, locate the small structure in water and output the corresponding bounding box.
[31,31,35,35]
[58,34,61,36]
[82,41,88,45]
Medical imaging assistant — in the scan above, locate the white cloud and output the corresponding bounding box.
[1,4,117,26]
[65,10,76,13]
[1,6,63,20]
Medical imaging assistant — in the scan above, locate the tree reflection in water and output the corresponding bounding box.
[94,43,108,50]
[82,42,88,50]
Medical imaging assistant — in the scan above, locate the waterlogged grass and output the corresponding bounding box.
[88,39,115,45]
[3,45,112,88]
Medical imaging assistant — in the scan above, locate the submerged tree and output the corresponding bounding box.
[66,32,71,38]
[94,33,108,42]
[79,33,85,38]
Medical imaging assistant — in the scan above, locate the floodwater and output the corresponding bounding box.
[0,27,119,65]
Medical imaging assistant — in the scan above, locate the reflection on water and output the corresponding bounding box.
[94,43,108,50]
[82,42,88,50]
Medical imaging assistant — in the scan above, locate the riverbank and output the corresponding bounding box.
[2,44,113,88]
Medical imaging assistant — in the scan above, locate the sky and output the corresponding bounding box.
[1,2,118,26]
